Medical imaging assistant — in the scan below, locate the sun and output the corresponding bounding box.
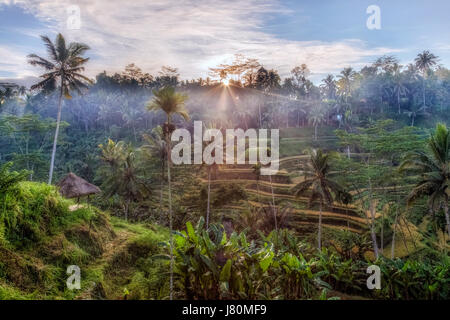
[222,78,229,86]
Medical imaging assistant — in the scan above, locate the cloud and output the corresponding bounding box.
[0,45,37,78]
[3,0,401,82]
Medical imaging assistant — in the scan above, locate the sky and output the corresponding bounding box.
[1,0,450,86]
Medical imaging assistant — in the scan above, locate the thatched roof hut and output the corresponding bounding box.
[57,172,101,199]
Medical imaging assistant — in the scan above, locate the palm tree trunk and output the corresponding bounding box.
[381,209,384,254]
[318,201,322,250]
[422,77,426,107]
[159,177,164,220]
[256,179,260,202]
[391,204,399,259]
[397,90,401,114]
[206,168,211,229]
[314,125,318,141]
[443,196,450,239]
[258,103,262,128]
[370,201,379,259]
[166,116,174,301]
[125,199,129,221]
[346,205,350,231]
[48,82,64,184]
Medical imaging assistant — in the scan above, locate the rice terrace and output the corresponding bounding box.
[0,0,449,304]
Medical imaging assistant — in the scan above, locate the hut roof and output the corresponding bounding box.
[57,172,101,199]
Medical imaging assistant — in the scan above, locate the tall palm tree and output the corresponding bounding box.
[414,51,438,108]
[400,123,450,239]
[308,105,326,140]
[392,64,409,114]
[320,74,337,100]
[142,126,167,216]
[252,162,262,202]
[28,34,92,184]
[199,121,220,229]
[337,67,355,103]
[292,149,344,250]
[146,86,189,300]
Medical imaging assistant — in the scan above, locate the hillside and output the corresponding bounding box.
[0,182,170,300]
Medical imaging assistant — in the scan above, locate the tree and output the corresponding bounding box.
[252,162,262,202]
[199,121,220,229]
[28,33,92,184]
[0,114,64,180]
[0,162,29,209]
[98,139,150,221]
[291,149,344,250]
[337,67,356,103]
[415,51,438,108]
[400,123,450,239]
[308,105,326,140]
[146,86,189,300]
[142,126,167,216]
[320,74,337,100]
[391,64,409,114]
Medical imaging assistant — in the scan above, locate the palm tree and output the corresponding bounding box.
[392,64,409,114]
[0,162,29,210]
[308,105,325,140]
[199,121,220,229]
[146,86,189,300]
[414,51,438,108]
[252,162,262,202]
[335,190,353,231]
[320,74,337,100]
[337,67,355,103]
[142,126,167,216]
[404,104,429,127]
[28,34,92,184]
[400,123,450,239]
[292,149,344,250]
[98,140,150,221]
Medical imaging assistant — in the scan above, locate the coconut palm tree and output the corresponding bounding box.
[146,86,189,300]
[292,149,344,250]
[414,51,438,108]
[308,105,326,140]
[142,126,167,215]
[392,64,409,114]
[28,34,92,184]
[337,67,355,103]
[400,123,450,239]
[320,74,337,100]
[252,162,262,202]
[199,121,220,229]
[403,104,429,127]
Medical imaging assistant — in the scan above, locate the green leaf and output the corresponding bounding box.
[186,221,197,243]
[259,251,273,272]
[220,259,232,282]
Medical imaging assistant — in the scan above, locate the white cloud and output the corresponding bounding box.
[3,0,401,82]
[0,45,37,78]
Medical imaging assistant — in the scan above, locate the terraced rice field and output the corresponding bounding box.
[200,153,373,234]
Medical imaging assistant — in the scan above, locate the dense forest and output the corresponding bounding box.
[0,34,448,300]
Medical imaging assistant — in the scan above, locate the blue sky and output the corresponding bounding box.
[1,0,450,85]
